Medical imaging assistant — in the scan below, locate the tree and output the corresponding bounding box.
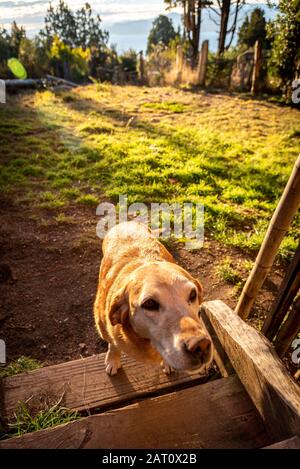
[238,7,271,49]
[209,1,246,55]
[10,21,26,56]
[147,15,177,55]
[49,36,90,80]
[18,37,50,77]
[165,1,212,67]
[0,22,26,61]
[42,1,108,50]
[267,0,300,95]
[0,27,10,61]
[119,49,138,72]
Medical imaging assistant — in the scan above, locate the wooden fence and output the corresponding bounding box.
[173,39,265,95]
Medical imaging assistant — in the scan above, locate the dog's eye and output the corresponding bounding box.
[189,288,197,302]
[141,299,160,311]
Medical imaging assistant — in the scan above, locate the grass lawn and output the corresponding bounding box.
[1,84,299,261]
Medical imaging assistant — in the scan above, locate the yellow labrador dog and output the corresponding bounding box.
[94,221,213,376]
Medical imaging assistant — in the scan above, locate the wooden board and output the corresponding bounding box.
[0,353,215,421]
[200,315,235,378]
[263,435,300,449]
[201,300,300,442]
[0,375,271,449]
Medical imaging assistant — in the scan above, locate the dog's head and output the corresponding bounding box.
[108,261,213,372]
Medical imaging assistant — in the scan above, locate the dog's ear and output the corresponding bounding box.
[193,278,204,304]
[108,286,129,326]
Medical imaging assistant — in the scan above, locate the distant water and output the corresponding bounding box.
[109,29,219,54]
[0,0,277,53]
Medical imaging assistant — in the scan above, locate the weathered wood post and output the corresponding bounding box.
[251,40,262,95]
[197,40,209,87]
[138,51,145,84]
[236,155,300,320]
[176,45,183,84]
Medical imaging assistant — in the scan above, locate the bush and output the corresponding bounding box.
[49,36,90,81]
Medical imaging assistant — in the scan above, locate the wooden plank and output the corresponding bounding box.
[0,375,271,449]
[0,353,215,421]
[263,435,300,449]
[202,300,300,441]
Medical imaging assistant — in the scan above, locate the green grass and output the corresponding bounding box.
[141,101,188,113]
[6,398,79,438]
[0,356,42,378]
[76,193,99,206]
[0,85,299,259]
[0,358,79,439]
[54,213,75,224]
[216,257,243,286]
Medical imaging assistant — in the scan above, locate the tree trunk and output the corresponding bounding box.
[191,2,202,67]
[218,0,231,56]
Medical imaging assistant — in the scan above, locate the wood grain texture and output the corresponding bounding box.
[0,352,213,421]
[263,435,300,449]
[202,300,300,441]
[200,315,235,378]
[0,375,271,449]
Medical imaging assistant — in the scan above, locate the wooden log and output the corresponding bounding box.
[263,242,300,340]
[201,300,300,441]
[0,352,214,422]
[45,75,78,88]
[263,435,300,449]
[0,375,271,449]
[274,295,300,358]
[251,40,262,95]
[236,155,300,320]
[197,40,209,87]
[5,79,43,91]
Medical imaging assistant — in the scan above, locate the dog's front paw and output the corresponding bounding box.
[161,360,175,375]
[105,362,121,376]
[105,347,121,377]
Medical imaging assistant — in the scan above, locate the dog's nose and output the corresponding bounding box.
[184,335,212,363]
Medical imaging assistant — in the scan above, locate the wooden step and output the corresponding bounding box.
[263,435,300,449]
[201,301,300,442]
[0,375,271,449]
[0,353,216,421]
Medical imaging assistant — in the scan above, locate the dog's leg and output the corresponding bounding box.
[161,359,175,375]
[105,344,122,376]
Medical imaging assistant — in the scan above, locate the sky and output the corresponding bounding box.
[0,1,278,53]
